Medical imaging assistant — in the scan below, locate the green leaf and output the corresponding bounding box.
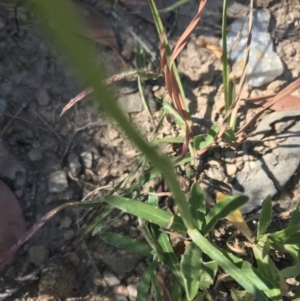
[157,230,184,288]
[268,225,300,244]
[231,290,254,301]
[194,134,207,150]
[188,183,206,230]
[180,242,202,300]
[162,102,185,126]
[198,260,218,291]
[290,201,300,226]
[75,206,113,243]
[294,286,300,301]
[136,260,158,301]
[224,128,236,142]
[283,244,300,261]
[257,196,272,239]
[252,245,282,300]
[98,232,152,257]
[147,187,159,207]
[149,266,163,301]
[207,125,220,142]
[188,229,269,301]
[218,246,274,290]
[105,195,186,232]
[280,262,300,278]
[203,195,249,235]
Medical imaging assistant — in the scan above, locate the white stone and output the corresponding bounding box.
[224,9,283,87]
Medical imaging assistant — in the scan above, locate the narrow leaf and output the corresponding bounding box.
[280,262,300,278]
[290,201,300,226]
[198,260,218,291]
[188,228,269,300]
[188,183,206,230]
[204,195,249,235]
[98,232,152,257]
[180,242,202,300]
[216,192,253,241]
[257,196,272,239]
[136,260,158,301]
[105,195,186,232]
[268,225,300,244]
[157,231,184,288]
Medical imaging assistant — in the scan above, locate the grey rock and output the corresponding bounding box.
[225,9,283,87]
[117,92,143,113]
[103,270,121,287]
[80,151,93,169]
[103,249,141,275]
[233,120,300,214]
[36,88,51,106]
[67,153,81,177]
[28,149,43,162]
[48,170,68,193]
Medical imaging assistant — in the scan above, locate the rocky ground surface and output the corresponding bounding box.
[0,0,300,300]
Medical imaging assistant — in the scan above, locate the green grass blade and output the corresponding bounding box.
[137,260,158,301]
[257,196,272,239]
[104,195,186,232]
[98,231,152,257]
[180,242,202,301]
[188,183,206,230]
[268,225,300,244]
[203,195,249,234]
[252,245,282,300]
[157,230,184,288]
[77,207,113,241]
[198,260,218,291]
[188,228,269,301]
[290,201,300,226]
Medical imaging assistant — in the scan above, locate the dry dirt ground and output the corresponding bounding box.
[0,0,300,300]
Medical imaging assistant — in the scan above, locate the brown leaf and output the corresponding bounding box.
[0,180,26,271]
[119,0,168,26]
[245,94,300,111]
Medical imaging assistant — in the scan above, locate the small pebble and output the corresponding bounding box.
[28,149,43,162]
[68,153,81,177]
[113,285,129,297]
[127,284,138,301]
[29,245,49,266]
[207,158,221,167]
[225,163,237,176]
[14,189,23,198]
[48,170,68,193]
[80,151,93,169]
[59,215,73,229]
[103,270,121,287]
